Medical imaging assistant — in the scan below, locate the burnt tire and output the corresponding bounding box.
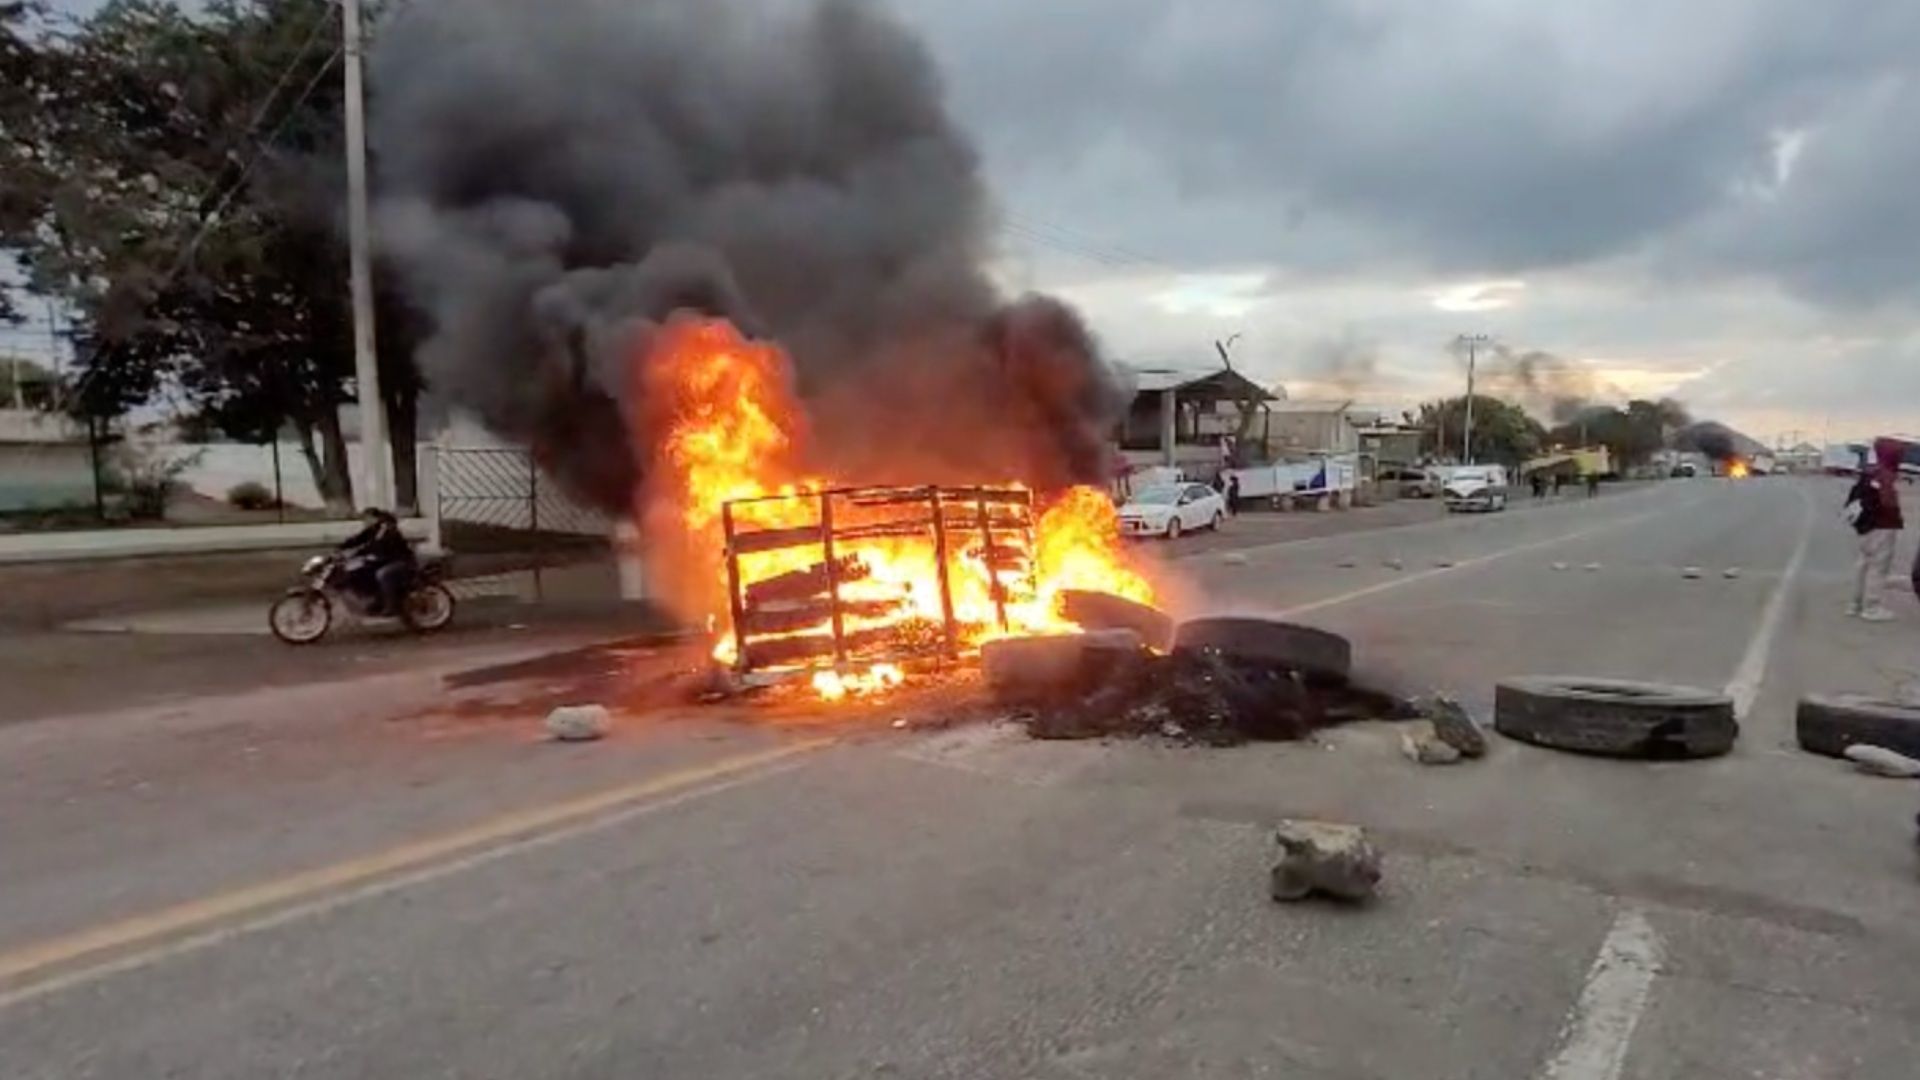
[982,630,1144,706]
[1796,694,1920,759]
[1494,677,1737,759]
[1172,617,1352,683]
[1059,589,1175,652]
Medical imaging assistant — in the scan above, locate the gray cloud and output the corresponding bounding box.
[887,0,1920,302]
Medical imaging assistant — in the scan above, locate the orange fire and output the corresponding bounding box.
[632,316,1157,698]
[1726,459,1751,479]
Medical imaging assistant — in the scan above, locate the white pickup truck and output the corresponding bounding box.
[1442,464,1510,512]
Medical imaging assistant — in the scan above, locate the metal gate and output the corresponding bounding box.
[427,446,609,598]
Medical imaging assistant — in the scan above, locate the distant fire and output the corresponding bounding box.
[1726,459,1751,479]
[634,317,1156,699]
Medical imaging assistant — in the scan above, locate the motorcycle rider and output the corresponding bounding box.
[338,507,417,620]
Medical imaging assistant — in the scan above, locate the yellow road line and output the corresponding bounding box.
[0,739,828,1003]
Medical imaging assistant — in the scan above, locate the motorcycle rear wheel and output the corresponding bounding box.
[403,583,456,632]
[270,590,333,645]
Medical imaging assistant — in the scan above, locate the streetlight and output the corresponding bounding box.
[1455,333,1490,464]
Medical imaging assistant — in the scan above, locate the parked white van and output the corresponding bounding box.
[1443,465,1510,512]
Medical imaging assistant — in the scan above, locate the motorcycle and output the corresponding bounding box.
[268,550,457,644]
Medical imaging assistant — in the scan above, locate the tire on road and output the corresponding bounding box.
[1796,694,1920,759]
[982,629,1144,705]
[1059,589,1175,652]
[1173,617,1352,683]
[1494,676,1737,759]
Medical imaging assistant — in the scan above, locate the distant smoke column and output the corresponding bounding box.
[369,0,1128,513]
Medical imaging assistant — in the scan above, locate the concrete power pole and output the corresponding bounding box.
[1456,334,1489,464]
[343,0,392,510]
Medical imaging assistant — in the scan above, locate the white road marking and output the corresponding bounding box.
[1276,505,1671,618]
[1723,485,1817,718]
[1537,908,1665,1080]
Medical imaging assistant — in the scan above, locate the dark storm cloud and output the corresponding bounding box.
[886,0,1920,301]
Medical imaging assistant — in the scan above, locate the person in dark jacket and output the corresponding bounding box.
[339,508,416,618]
[1845,439,1905,620]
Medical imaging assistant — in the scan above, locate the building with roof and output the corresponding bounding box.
[1116,366,1281,475]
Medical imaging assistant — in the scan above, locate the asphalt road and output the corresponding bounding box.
[6,476,1920,1078]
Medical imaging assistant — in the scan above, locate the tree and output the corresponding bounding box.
[0,0,424,513]
[1547,397,1690,468]
[1414,394,1545,467]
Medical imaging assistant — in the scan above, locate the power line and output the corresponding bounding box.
[998,211,1182,275]
[1000,221,1137,269]
[1006,211,1177,271]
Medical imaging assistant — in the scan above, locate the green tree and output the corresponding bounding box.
[0,0,424,512]
[1548,397,1690,468]
[1415,394,1546,467]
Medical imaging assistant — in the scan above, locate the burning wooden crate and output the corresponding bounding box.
[720,485,1037,674]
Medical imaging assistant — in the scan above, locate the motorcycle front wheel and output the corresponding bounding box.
[270,590,333,645]
[402,583,456,632]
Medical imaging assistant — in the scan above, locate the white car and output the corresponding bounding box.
[1118,483,1227,539]
[1443,465,1510,512]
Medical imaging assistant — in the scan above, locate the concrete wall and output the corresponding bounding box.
[1269,411,1359,455]
[167,441,374,511]
[0,443,93,510]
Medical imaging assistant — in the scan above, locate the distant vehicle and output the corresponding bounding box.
[1117,483,1227,539]
[1379,465,1439,499]
[1822,444,1865,476]
[1443,465,1510,512]
[1671,462,1699,478]
[1227,454,1359,510]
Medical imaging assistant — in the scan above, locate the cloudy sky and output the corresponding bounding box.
[19,0,1918,444]
[883,0,1920,443]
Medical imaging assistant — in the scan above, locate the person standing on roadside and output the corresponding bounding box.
[1844,438,1905,620]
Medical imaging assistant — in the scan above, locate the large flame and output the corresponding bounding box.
[632,316,1156,698]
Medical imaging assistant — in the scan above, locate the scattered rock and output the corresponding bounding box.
[545,705,611,742]
[1422,694,1489,758]
[1843,744,1920,778]
[1337,557,1359,569]
[1433,558,1456,568]
[1223,552,1250,567]
[1584,563,1602,572]
[1723,567,1742,580]
[1401,724,1463,765]
[1383,558,1404,571]
[1682,566,1704,579]
[1270,820,1382,902]
[1551,562,1569,571]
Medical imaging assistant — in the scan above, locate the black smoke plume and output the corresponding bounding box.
[370,0,1128,511]
[1466,344,1617,423]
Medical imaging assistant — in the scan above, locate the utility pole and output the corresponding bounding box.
[343,0,391,510]
[1455,334,1489,464]
[45,300,61,409]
